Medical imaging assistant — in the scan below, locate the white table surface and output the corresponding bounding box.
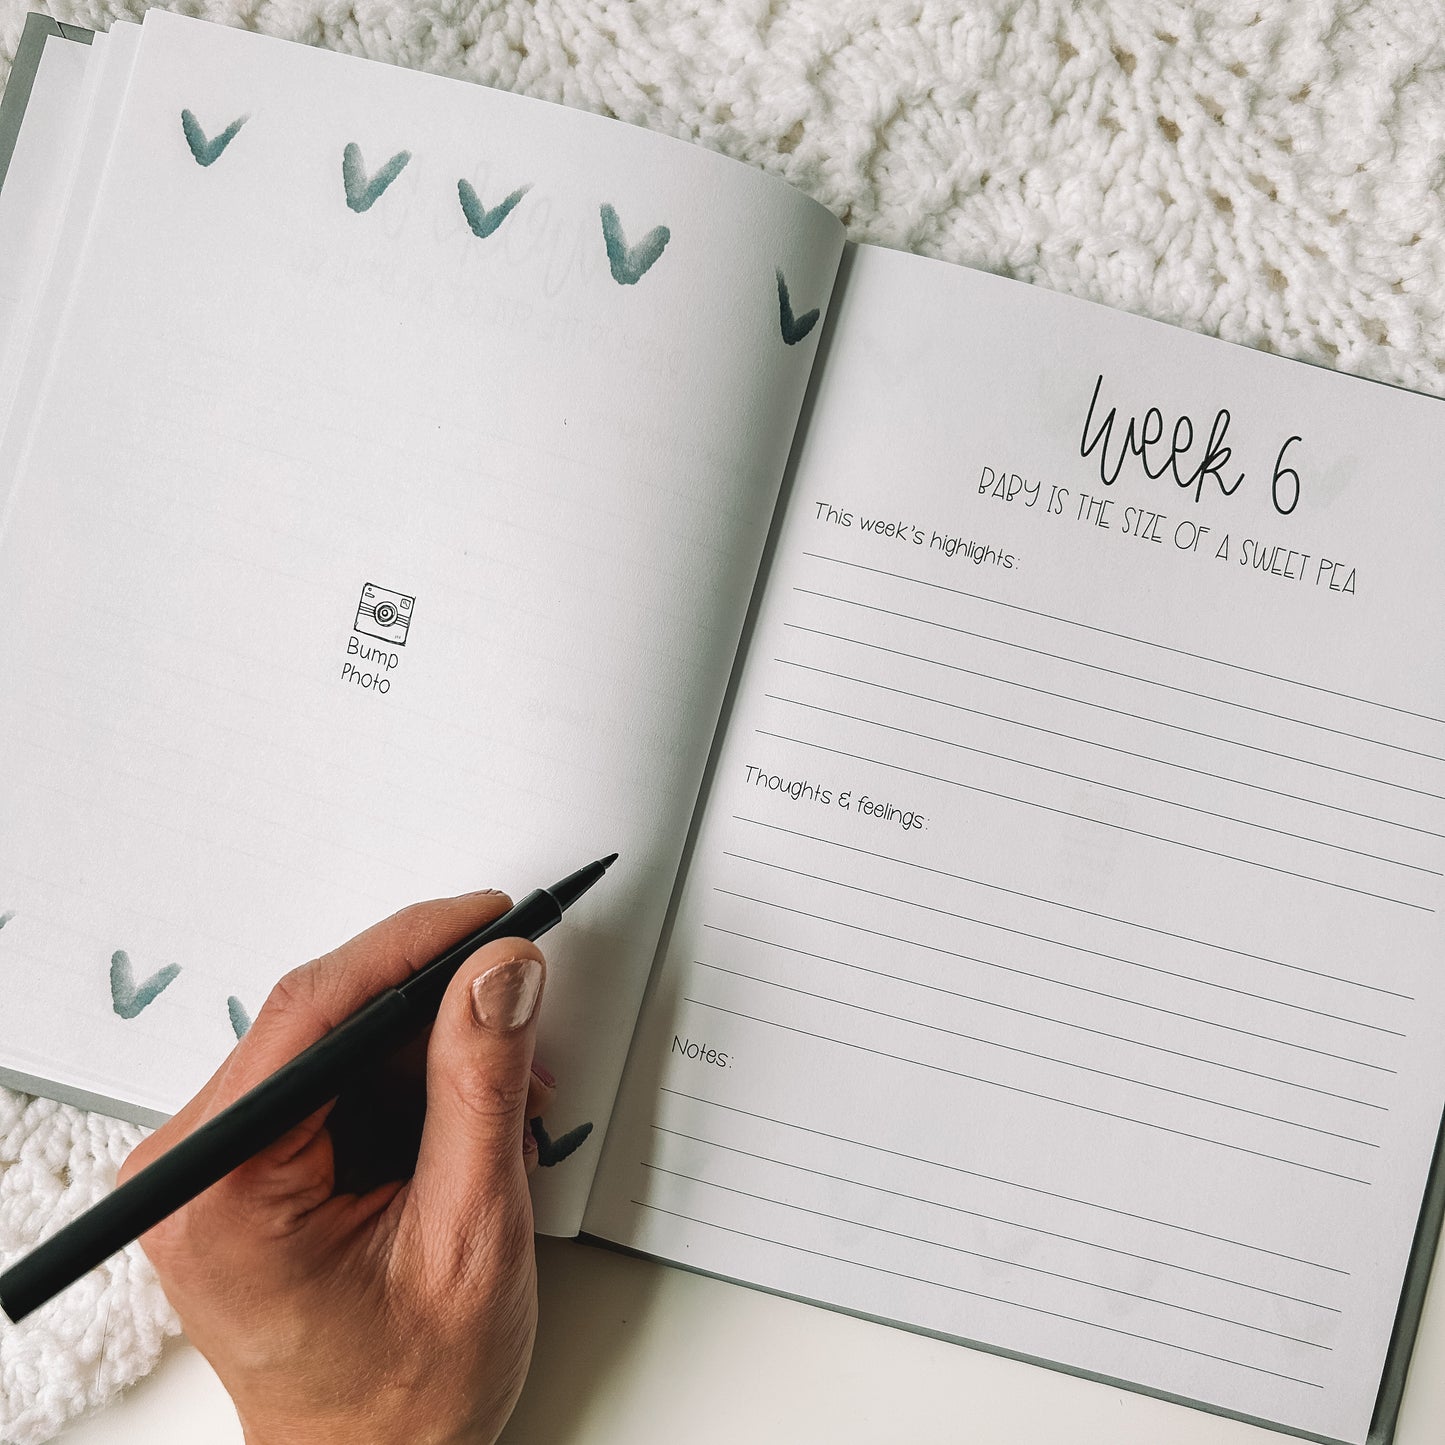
[52,1227,1445,1445]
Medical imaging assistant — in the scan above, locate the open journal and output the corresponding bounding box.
[2,14,1442,1444]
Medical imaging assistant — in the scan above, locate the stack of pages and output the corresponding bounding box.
[1,14,1442,1443]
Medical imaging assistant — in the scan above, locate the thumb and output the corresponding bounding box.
[407,938,545,1274]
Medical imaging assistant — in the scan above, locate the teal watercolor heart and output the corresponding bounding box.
[110,949,180,1020]
[458,179,530,239]
[777,270,819,345]
[181,109,247,167]
[529,1116,593,1167]
[227,995,252,1040]
[343,143,411,214]
[600,203,670,285]
[0,910,13,932]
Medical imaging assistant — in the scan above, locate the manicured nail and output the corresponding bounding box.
[471,957,542,1031]
[530,1061,556,1088]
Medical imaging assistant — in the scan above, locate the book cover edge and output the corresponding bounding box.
[1367,1102,1445,1443]
[0,12,93,196]
[579,1231,1359,1445]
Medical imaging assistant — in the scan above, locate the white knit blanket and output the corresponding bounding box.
[2,1,1442,1439]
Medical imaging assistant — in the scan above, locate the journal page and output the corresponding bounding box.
[588,244,1445,1441]
[0,12,841,1234]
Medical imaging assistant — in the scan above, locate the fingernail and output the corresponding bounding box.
[530,1061,556,1088]
[471,957,542,1031]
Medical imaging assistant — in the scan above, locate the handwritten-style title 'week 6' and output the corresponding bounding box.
[1075,374,1303,515]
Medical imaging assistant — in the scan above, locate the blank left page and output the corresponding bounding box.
[0,12,841,1234]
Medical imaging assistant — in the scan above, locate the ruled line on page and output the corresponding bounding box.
[722,827,1416,1014]
[629,1200,1327,1389]
[762,692,1439,875]
[793,585,1445,765]
[7,673,560,875]
[708,894,1396,1073]
[8,687,485,865]
[680,997,1375,1184]
[131,369,742,567]
[753,731,1433,912]
[111,423,724,652]
[782,625,1445,804]
[70,520,698,716]
[648,1125,1344,1310]
[693,958,1387,1115]
[658,1087,1352,1274]
[700,922,1393,1093]
[642,1163,1333,1347]
[800,550,1445,728]
[35,588,678,818]
[773,657,1445,841]
[0,857,287,970]
[7,729,408,884]
[687,960,1375,1156]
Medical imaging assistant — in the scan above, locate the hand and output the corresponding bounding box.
[118,890,549,1445]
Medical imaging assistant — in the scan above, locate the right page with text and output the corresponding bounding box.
[587,244,1445,1445]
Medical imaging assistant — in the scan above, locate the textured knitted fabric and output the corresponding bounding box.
[1,1,1442,1439]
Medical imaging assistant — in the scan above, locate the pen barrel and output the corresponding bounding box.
[0,989,411,1324]
[395,887,560,1015]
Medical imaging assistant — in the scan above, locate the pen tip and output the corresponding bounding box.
[600,852,619,869]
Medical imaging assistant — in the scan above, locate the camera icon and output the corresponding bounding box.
[354,583,414,646]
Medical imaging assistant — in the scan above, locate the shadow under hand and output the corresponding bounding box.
[499,1237,664,1444]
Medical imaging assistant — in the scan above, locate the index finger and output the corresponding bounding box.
[176,890,514,1130]
[227,890,516,1096]
[122,890,515,1187]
